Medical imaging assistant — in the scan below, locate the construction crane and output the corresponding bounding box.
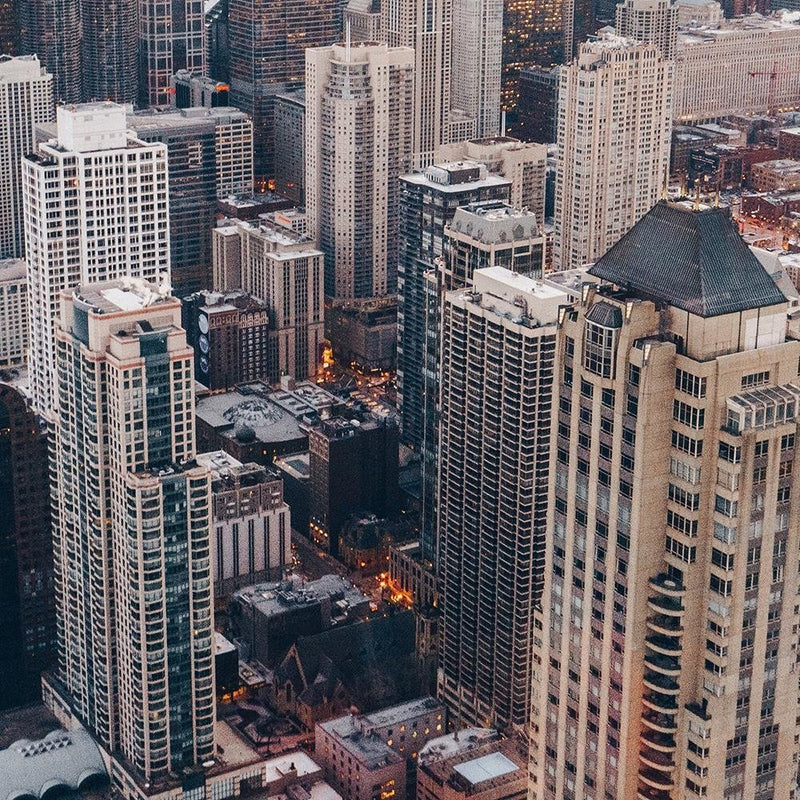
[748,61,780,114]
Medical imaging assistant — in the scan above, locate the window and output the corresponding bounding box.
[626,394,638,417]
[583,321,617,378]
[754,440,769,458]
[674,400,705,429]
[714,522,736,545]
[753,466,767,484]
[715,495,738,517]
[741,371,770,389]
[669,483,700,510]
[565,336,575,358]
[628,364,640,386]
[672,457,701,484]
[781,433,794,451]
[667,509,698,537]
[719,442,741,463]
[676,369,707,398]
[673,430,703,457]
[666,535,696,563]
[711,549,735,571]
[777,486,790,503]
[580,378,593,398]
[710,574,733,597]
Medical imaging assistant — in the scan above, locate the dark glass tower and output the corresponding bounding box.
[81,0,137,103]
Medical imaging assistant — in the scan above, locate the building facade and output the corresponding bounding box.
[615,0,678,59]
[0,259,27,368]
[273,90,306,204]
[306,42,414,299]
[129,107,253,294]
[437,267,565,732]
[553,34,672,271]
[0,56,53,260]
[49,279,215,783]
[23,103,170,415]
[531,200,800,800]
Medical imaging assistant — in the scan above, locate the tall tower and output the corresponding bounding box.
[553,34,672,271]
[615,0,678,59]
[451,0,503,138]
[18,0,81,103]
[81,0,138,103]
[0,55,53,260]
[228,0,344,182]
[531,200,800,800]
[381,0,452,168]
[49,278,215,780]
[139,0,206,107]
[437,267,566,732]
[306,42,414,299]
[23,102,170,415]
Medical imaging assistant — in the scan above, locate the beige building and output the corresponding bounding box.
[615,0,678,58]
[434,137,547,225]
[305,42,414,300]
[674,12,800,123]
[674,0,722,28]
[530,200,800,800]
[553,34,672,271]
[0,259,27,368]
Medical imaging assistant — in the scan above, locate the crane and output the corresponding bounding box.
[748,61,780,114]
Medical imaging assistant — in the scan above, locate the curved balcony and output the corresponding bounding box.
[640,727,676,753]
[642,691,678,715]
[647,594,683,617]
[638,767,675,791]
[644,652,680,677]
[637,788,671,800]
[647,614,683,637]
[639,746,675,773]
[645,633,682,656]
[649,573,685,597]
[642,709,678,734]
[644,670,679,693]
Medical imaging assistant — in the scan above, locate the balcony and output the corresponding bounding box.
[644,652,680,677]
[649,573,684,597]
[637,785,672,800]
[640,727,676,753]
[643,671,680,695]
[646,614,683,636]
[638,767,675,791]
[642,691,678,714]
[645,633,682,656]
[647,594,683,616]
[639,746,675,773]
[641,710,678,734]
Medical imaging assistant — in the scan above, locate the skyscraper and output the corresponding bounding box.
[128,107,253,294]
[139,0,206,107]
[228,0,344,181]
[381,0,452,168]
[23,102,170,415]
[81,0,138,104]
[0,55,53,260]
[553,34,672,271]
[18,0,81,103]
[451,0,503,138]
[615,0,678,59]
[47,278,215,781]
[531,200,800,800]
[306,42,414,299]
[437,266,566,732]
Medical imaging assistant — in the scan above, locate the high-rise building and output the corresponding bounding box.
[615,0,678,59]
[0,0,19,55]
[553,34,672,271]
[397,162,510,455]
[273,90,306,204]
[171,70,231,108]
[306,42,414,299]
[516,67,559,144]
[0,259,28,368]
[139,0,206,107]
[530,200,800,800]
[211,218,325,380]
[228,0,343,181]
[437,266,566,732]
[18,0,81,103]
[0,56,53,260]
[434,137,548,225]
[674,12,800,124]
[451,0,503,139]
[565,0,597,60]
[0,383,55,709]
[344,0,381,41]
[81,0,138,104]
[205,0,231,82]
[500,0,564,123]
[48,278,215,781]
[128,107,253,294]
[381,0,452,168]
[23,102,170,415]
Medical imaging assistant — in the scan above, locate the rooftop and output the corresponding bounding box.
[73,277,175,315]
[453,752,519,786]
[448,201,540,243]
[263,751,323,784]
[318,716,403,769]
[0,258,26,282]
[402,162,510,191]
[418,729,499,765]
[588,200,787,317]
[362,697,444,728]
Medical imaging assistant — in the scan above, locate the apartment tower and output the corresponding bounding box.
[47,278,215,782]
[23,102,170,415]
[81,0,138,103]
[381,0,452,168]
[438,266,566,732]
[531,200,800,799]
[306,42,414,299]
[0,55,53,260]
[553,34,672,271]
[615,0,678,59]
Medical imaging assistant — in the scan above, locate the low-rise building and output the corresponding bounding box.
[326,298,398,374]
[197,451,291,597]
[748,158,800,192]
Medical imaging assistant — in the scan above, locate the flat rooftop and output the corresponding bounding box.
[263,750,322,783]
[0,258,26,282]
[453,752,519,786]
[318,716,403,769]
[363,697,444,728]
[233,574,367,618]
[74,278,175,315]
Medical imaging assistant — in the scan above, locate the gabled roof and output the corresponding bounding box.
[588,201,787,317]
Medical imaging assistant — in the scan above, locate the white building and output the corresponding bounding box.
[382,0,452,168]
[553,34,672,271]
[675,12,800,123]
[48,278,215,782]
[212,218,325,380]
[450,0,502,139]
[615,0,678,58]
[305,42,414,299]
[197,450,292,597]
[0,259,28,368]
[0,56,53,260]
[22,102,170,415]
